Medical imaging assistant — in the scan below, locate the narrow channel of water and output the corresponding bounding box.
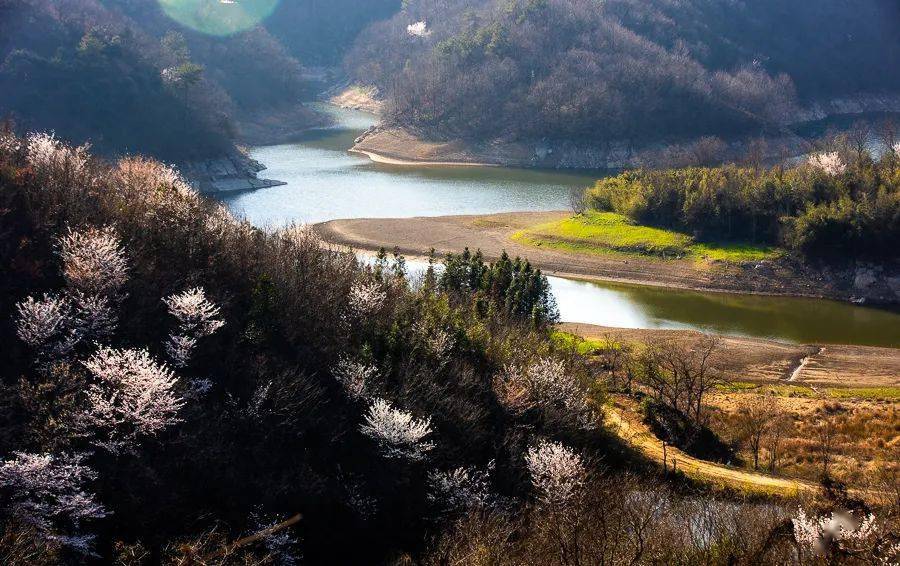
[219,105,900,348]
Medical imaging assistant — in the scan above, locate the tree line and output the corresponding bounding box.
[347,0,899,145]
[585,129,900,261]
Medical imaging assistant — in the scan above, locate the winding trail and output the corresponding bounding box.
[604,397,816,496]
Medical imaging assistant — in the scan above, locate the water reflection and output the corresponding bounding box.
[222,106,596,226]
[393,258,900,347]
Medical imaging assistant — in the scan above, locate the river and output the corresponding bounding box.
[221,105,900,348]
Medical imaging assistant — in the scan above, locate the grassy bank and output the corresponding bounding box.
[512,211,781,263]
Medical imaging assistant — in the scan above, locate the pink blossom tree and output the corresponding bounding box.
[494,358,596,428]
[15,294,74,359]
[58,226,129,299]
[792,507,898,562]
[80,347,184,453]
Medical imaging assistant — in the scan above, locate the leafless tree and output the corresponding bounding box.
[638,336,722,427]
[814,411,839,478]
[736,395,785,470]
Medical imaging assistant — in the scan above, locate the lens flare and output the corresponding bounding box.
[158,0,280,36]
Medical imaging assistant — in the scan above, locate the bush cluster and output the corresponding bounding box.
[586,147,900,261]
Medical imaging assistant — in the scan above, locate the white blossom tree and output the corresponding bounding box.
[407,21,431,37]
[360,398,434,461]
[58,226,129,299]
[792,507,898,562]
[807,151,847,176]
[163,287,224,368]
[332,357,376,400]
[80,347,184,453]
[494,358,596,428]
[525,439,587,506]
[15,294,74,358]
[427,461,494,511]
[346,280,386,319]
[0,452,106,555]
[25,133,90,178]
[69,292,117,342]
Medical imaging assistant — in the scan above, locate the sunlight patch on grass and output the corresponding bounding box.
[825,387,900,401]
[512,212,782,263]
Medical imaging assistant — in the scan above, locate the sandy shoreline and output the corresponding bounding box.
[348,147,497,168]
[314,211,886,302]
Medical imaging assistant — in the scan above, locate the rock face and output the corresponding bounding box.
[179,152,285,194]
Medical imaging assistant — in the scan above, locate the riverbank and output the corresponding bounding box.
[351,94,900,170]
[561,323,900,389]
[314,211,900,304]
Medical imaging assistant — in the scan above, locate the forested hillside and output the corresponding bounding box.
[348,0,900,144]
[2,129,898,566]
[0,0,399,159]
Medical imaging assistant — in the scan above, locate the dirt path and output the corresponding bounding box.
[605,396,816,496]
[314,212,856,300]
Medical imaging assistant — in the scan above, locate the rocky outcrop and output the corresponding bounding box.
[180,152,285,194]
[792,93,900,124]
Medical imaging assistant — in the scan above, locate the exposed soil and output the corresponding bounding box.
[561,323,900,388]
[314,211,883,301]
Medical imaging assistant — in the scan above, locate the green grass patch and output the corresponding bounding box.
[717,382,817,398]
[512,212,782,262]
[550,330,619,355]
[717,381,761,393]
[825,387,900,401]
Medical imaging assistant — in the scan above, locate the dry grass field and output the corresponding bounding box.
[561,323,900,489]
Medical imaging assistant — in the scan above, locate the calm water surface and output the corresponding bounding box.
[223,105,595,225]
[221,105,900,348]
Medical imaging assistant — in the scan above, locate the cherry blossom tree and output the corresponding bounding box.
[346,280,386,319]
[494,358,596,428]
[80,347,184,453]
[407,21,431,37]
[0,452,106,555]
[15,294,74,358]
[25,133,90,178]
[360,398,434,461]
[58,226,129,299]
[163,287,224,368]
[428,462,494,511]
[807,152,846,176]
[525,439,587,506]
[792,507,898,562]
[332,357,376,400]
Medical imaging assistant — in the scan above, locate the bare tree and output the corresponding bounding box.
[814,411,839,478]
[736,395,788,470]
[638,336,722,427]
[767,412,792,474]
[846,120,872,165]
